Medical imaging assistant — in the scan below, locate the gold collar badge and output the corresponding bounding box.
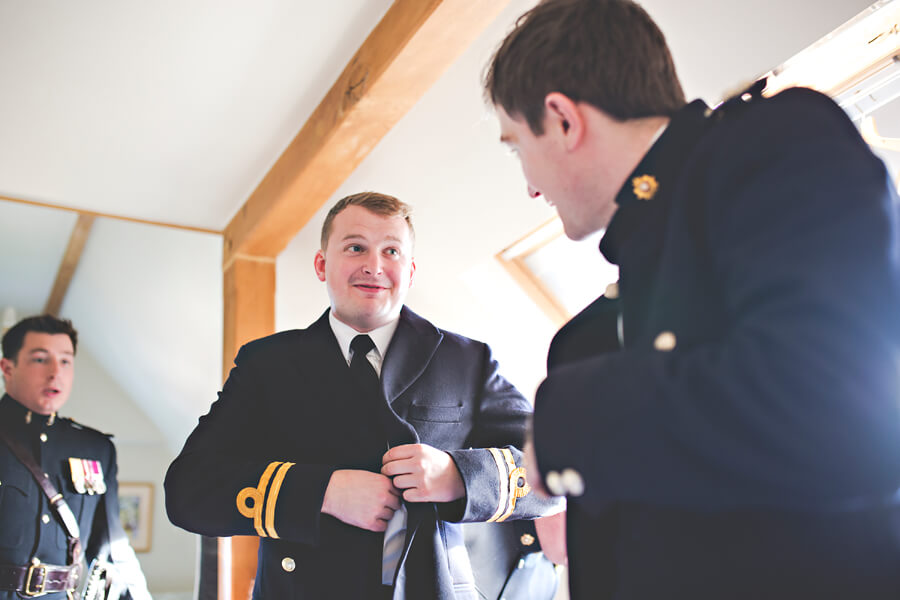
[632,174,659,200]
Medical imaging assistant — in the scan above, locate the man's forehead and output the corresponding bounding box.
[497,106,524,140]
[339,231,406,242]
[22,332,74,352]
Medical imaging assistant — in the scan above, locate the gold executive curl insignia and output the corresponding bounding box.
[632,174,659,200]
[237,461,294,538]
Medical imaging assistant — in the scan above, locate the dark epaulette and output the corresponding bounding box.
[60,416,114,438]
[706,77,767,122]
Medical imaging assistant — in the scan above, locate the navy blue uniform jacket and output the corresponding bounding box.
[536,86,900,599]
[165,307,555,599]
[0,394,150,600]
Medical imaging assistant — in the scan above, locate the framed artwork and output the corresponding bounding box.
[118,482,154,552]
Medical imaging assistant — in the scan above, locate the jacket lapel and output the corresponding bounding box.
[381,306,443,406]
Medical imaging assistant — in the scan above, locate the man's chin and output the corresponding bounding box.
[338,306,402,333]
[36,397,68,415]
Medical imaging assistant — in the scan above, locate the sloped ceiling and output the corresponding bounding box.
[0,0,876,451]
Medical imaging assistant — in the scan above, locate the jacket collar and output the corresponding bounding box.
[599,99,711,266]
[0,393,57,427]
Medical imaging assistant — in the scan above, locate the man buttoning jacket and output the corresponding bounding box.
[165,193,559,599]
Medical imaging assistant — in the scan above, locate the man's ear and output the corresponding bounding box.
[0,357,12,380]
[544,92,585,151]
[314,250,327,282]
[408,259,416,288]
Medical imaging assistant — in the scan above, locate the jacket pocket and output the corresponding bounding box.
[407,405,462,423]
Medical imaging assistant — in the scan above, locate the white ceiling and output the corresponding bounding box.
[0,0,877,451]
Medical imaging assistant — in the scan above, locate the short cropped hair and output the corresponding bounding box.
[484,0,686,134]
[320,192,415,250]
[2,315,78,362]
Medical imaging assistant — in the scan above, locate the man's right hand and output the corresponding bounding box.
[321,469,402,532]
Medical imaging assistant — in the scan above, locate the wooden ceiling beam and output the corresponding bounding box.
[0,194,221,235]
[44,214,95,316]
[223,0,511,267]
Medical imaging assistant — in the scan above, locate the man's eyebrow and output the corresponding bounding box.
[500,134,512,144]
[27,348,73,356]
[340,234,405,243]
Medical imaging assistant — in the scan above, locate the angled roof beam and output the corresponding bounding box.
[44,214,95,316]
[223,0,511,267]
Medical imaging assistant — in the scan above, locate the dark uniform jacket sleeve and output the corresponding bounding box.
[165,335,339,545]
[533,87,900,515]
[439,339,560,524]
[86,442,152,600]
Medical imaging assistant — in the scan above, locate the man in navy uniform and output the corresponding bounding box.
[165,192,559,599]
[484,0,900,598]
[0,315,150,599]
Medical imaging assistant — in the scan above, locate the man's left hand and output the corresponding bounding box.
[381,443,465,503]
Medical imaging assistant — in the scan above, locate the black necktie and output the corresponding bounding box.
[349,334,413,451]
[350,334,380,393]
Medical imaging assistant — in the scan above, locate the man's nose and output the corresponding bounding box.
[528,184,542,198]
[362,255,383,274]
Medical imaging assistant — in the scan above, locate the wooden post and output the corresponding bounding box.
[219,255,276,600]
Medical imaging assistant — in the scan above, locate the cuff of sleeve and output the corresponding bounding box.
[448,447,531,523]
[234,462,336,545]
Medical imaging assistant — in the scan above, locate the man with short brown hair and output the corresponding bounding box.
[486,1,900,598]
[0,315,150,599]
[166,193,559,599]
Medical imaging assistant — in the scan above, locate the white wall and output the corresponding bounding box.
[64,347,195,596]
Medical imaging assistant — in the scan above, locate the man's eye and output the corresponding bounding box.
[33,357,45,364]
[385,248,399,256]
[347,244,363,253]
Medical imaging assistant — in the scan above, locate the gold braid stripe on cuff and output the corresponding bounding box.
[486,448,509,523]
[496,448,531,523]
[237,461,282,537]
[265,462,295,539]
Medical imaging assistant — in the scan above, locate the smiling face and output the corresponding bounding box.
[314,204,416,333]
[1,332,75,415]
[497,103,620,241]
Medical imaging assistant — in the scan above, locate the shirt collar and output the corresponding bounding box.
[328,310,400,364]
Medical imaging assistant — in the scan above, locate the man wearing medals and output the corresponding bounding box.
[0,315,150,599]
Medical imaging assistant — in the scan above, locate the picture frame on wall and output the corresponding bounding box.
[118,482,153,552]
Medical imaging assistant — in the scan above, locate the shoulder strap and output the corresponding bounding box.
[0,422,83,561]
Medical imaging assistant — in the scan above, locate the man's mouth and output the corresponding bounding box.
[354,283,388,292]
[43,387,60,397]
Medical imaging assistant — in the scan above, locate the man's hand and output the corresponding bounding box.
[381,443,465,503]
[535,511,568,566]
[321,469,401,532]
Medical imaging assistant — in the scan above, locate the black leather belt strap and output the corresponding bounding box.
[0,562,80,595]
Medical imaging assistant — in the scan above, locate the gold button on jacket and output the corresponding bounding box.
[654,331,677,351]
